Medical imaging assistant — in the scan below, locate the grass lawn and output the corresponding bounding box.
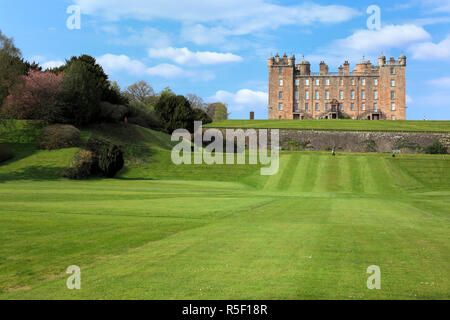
[0,124,449,299]
[205,119,450,132]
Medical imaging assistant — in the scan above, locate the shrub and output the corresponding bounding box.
[99,101,127,122]
[424,140,448,154]
[87,137,124,178]
[126,100,162,130]
[37,124,82,150]
[287,141,300,151]
[363,139,377,152]
[62,150,97,180]
[0,144,13,163]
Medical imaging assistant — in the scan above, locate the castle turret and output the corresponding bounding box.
[398,54,406,66]
[297,56,310,75]
[378,53,386,66]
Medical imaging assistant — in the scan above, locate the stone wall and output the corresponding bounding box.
[207,128,450,153]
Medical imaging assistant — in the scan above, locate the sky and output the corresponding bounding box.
[0,0,449,120]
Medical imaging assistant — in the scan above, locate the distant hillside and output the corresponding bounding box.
[206,119,450,132]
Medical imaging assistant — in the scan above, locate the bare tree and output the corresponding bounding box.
[123,80,157,104]
[186,93,207,111]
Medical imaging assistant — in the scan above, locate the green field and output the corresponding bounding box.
[0,124,449,299]
[206,119,450,132]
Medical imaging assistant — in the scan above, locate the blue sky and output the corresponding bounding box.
[1,0,449,120]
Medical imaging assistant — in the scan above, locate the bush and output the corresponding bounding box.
[127,100,162,130]
[0,144,13,163]
[363,139,377,152]
[62,150,97,180]
[424,140,448,154]
[99,101,127,122]
[87,137,124,178]
[37,124,82,150]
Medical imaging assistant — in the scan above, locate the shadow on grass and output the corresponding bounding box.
[0,144,38,167]
[0,165,66,183]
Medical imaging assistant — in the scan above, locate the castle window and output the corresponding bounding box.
[315,79,320,86]
[279,91,283,99]
[279,68,283,75]
[315,103,319,111]
[373,103,378,112]
[295,91,299,100]
[278,103,283,111]
[391,79,396,87]
[315,91,319,100]
[374,79,378,86]
[294,103,299,112]
[390,67,395,75]
[339,90,344,100]
[326,79,330,86]
[391,91,395,100]
[339,104,343,111]
[295,79,299,86]
[362,103,366,111]
[391,115,396,120]
[361,78,366,86]
[325,90,330,100]
[340,78,344,86]
[352,79,356,86]
[325,103,330,111]
[391,102,396,111]
[351,90,355,100]
[361,90,366,100]
[279,79,283,86]
[351,103,355,111]
[305,103,309,111]
[305,79,310,86]
[374,90,378,100]
[305,90,310,100]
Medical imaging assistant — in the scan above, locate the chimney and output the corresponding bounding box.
[339,65,344,76]
[250,111,255,120]
[343,61,350,75]
[319,61,328,75]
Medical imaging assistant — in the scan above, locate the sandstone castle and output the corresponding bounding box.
[268,54,406,120]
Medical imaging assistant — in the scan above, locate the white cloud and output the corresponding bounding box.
[112,27,171,48]
[147,47,243,65]
[208,89,268,112]
[97,54,147,75]
[41,61,65,70]
[410,35,450,60]
[97,53,214,81]
[335,24,431,53]
[428,76,450,87]
[73,0,358,45]
[145,63,183,78]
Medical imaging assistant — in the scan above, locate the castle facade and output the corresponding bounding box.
[268,54,406,120]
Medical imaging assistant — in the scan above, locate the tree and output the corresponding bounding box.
[60,60,103,125]
[49,54,122,105]
[123,80,157,105]
[192,108,212,125]
[0,30,29,108]
[186,94,207,111]
[207,102,229,121]
[2,70,64,123]
[155,94,195,133]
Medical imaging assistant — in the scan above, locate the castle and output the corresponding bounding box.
[268,54,406,120]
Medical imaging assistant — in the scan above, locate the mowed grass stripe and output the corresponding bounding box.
[263,154,291,191]
[277,154,301,191]
[302,155,322,192]
[288,154,310,192]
